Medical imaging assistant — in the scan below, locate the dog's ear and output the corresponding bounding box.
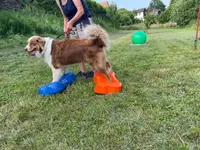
[36,37,45,53]
[36,37,45,46]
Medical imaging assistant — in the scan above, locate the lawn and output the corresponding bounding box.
[0,29,200,150]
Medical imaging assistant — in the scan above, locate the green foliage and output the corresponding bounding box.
[157,8,171,24]
[85,1,121,29]
[0,10,31,36]
[152,0,199,26]
[144,14,157,29]
[118,8,136,26]
[106,3,120,28]
[169,0,176,6]
[26,0,61,15]
[85,0,121,29]
[85,0,106,17]
[0,8,62,37]
[148,0,166,11]
[170,0,199,26]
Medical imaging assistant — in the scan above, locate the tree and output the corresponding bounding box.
[170,0,199,26]
[148,0,166,11]
[157,8,171,24]
[106,3,120,28]
[169,0,176,6]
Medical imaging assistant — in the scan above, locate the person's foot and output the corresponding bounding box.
[76,71,94,79]
[76,71,86,79]
[85,71,94,79]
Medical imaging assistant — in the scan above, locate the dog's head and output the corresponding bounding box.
[24,36,46,56]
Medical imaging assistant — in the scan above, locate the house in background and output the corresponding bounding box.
[150,9,162,15]
[135,8,147,21]
[98,1,109,8]
[135,8,162,21]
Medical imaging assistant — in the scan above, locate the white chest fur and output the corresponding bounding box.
[36,37,53,68]
[43,38,53,67]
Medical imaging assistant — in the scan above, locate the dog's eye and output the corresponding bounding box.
[30,43,35,46]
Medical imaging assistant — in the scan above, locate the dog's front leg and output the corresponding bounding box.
[51,67,65,82]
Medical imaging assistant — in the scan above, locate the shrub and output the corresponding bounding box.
[144,14,157,29]
[118,8,136,26]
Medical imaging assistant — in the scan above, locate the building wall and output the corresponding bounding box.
[136,12,145,20]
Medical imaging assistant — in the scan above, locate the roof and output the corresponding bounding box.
[98,1,109,8]
[151,9,162,15]
[136,8,146,13]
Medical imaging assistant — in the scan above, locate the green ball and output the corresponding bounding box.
[132,31,147,45]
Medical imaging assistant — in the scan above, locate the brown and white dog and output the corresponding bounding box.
[24,25,111,82]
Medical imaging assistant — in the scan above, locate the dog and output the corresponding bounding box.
[24,25,111,82]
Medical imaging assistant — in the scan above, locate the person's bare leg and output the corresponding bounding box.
[80,62,85,72]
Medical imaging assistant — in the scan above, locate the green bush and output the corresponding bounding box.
[118,8,136,26]
[144,14,157,29]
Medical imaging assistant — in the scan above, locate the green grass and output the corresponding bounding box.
[1,29,200,149]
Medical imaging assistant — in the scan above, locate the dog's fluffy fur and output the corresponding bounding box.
[24,25,111,82]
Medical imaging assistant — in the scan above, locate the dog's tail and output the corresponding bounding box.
[85,24,110,50]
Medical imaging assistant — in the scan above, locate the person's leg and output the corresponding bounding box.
[80,62,85,72]
[69,25,86,78]
[79,19,94,78]
[76,22,88,77]
[76,19,94,79]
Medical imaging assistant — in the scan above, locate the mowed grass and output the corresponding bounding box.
[1,29,200,150]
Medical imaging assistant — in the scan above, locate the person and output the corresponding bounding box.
[56,0,94,79]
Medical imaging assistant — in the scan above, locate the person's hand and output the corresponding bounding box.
[64,20,73,37]
[67,21,73,32]
[64,18,68,37]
